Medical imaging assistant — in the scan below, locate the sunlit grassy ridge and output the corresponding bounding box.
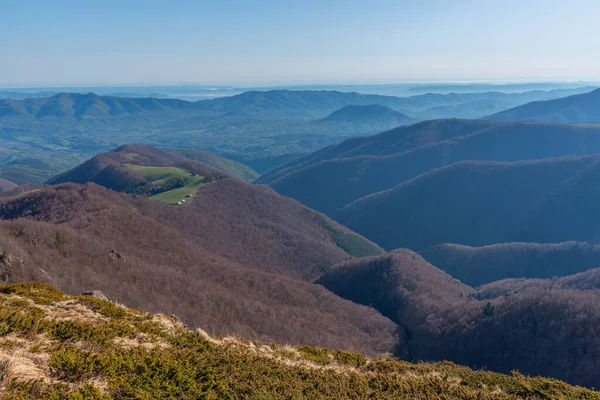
[0,283,597,399]
[124,164,207,205]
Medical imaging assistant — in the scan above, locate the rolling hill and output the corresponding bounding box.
[260,119,600,215]
[46,145,383,274]
[337,155,600,250]
[484,88,600,123]
[318,250,473,343]
[0,177,17,192]
[419,241,600,286]
[2,282,596,399]
[319,104,413,125]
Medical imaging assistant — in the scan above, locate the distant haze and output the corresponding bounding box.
[2,0,600,86]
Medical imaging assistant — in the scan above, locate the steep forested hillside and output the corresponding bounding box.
[47,145,383,277]
[337,155,600,250]
[319,251,600,387]
[0,178,17,192]
[0,183,392,355]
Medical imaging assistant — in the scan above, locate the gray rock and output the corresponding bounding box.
[0,251,12,283]
[80,290,108,301]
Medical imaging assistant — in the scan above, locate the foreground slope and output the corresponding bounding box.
[484,88,600,123]
[1,283,595,400]
[260,119,600,215]
[0,183,392,354]
[338,155,600,250]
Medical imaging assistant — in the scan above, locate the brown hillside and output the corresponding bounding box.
[318,250,473,356]
[0,183,396,355]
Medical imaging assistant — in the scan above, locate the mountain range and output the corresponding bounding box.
[0,86,596,184]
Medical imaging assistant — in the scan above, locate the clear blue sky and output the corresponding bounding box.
[1,0,599,86]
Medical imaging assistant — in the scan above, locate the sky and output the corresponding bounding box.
[1,0,600,86]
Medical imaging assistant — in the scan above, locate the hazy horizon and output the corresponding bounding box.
[3,0,600,86]
[1,79,600,91]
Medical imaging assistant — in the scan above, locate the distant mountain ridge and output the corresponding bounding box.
[484,88,600,123]
[259,119,600,215]
[338,154,600,250]
[2,87,597,120]
[1,87,598,186]
[0,92,199,119]
[419,241,600,286]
